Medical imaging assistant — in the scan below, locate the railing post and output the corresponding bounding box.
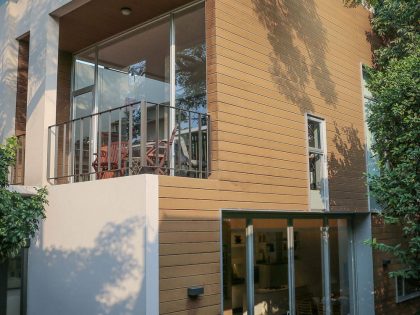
[128,106,133,175]
[118,109,122,171]
[206,115,210,178]
[155,104,160,171]
[62,124,66,180]
[198,113,203,178]
[54,125,59,182]
[47,128,52,182]
[79,119,84,181]
[141,100,147,167]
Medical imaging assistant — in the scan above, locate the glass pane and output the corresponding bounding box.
[253,219,289,315]
[308,120,321,149]
[175,3,206,113]
[329,219,352,315]
[97,18,170,112]
[73,91,93,119]
[73,92,93,181]
[294,219,323,315]
[223,218,247,315]
[7,254,22,315]
[74,49,95,91]
[309,152,325,210]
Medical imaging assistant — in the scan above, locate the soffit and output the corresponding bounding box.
[58,0,194,53]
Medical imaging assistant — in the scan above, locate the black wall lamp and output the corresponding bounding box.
[187,286,204,299]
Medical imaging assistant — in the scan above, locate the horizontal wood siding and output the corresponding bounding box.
[159,0,372,313]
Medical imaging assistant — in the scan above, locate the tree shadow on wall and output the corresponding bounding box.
[328,123,367,212]
[30,216,147,315]
[251,0,337,113]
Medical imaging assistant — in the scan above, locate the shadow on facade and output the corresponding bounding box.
[30,216,147,315]
[328,123,367,211]
[251,0,337,113]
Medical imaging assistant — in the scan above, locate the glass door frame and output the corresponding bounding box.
[221,210,357,315]
[70,48,98,182]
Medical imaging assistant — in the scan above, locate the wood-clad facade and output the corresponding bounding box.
[158,0,373,313]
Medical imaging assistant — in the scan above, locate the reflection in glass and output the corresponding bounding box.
[307,117,326,211]
[73,92,93,181]
[175,4,206,113]
[97,19,170,112]
[74,49,95,91]
[174,4,207,177]
[223,219,247,315]
[253,219,289,315]
[6,253,23,315]
[95,19,170,176]
[294,219,323,315]
[308,120,321,149]
[309,152,325,210]
[69,4,208,180]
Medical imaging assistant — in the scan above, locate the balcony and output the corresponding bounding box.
[48,101,210,184]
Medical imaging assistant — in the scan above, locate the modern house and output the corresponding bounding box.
[0,0,419,314]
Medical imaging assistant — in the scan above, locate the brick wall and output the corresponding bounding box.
[15,36,29,136]
[372,214,420,314]
[55,50,72,184]
[56,50,72,124]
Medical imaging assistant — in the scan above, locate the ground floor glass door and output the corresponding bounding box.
[222,214,354,315]
[223,218,290,315]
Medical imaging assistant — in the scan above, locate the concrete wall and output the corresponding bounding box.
[27,174,159,315]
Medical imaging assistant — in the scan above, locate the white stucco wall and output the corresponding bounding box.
[0,0,83,184]
[27,174,159,315]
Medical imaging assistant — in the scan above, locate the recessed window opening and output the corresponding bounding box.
[48,1,209,183]
[307,115,329,211]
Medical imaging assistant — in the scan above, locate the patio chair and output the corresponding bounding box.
[144,127,177,175]
[92,142,129,179]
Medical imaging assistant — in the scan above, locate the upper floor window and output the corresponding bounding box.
[307,115,329,211]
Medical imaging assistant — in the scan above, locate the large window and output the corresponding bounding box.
[66,2,207,181]
[222,214,355,315]
[307,115,329,211]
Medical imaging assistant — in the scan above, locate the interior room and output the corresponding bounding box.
[222,217,352,315]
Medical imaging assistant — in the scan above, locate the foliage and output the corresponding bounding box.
[0,137,47,261]
[346,0,420,279]
[175,44,207,112]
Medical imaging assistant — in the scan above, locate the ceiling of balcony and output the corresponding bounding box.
[55,0,195,53]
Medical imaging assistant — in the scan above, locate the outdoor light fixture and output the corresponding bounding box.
[120,7,132,16]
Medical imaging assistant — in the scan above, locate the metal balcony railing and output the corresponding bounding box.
[48,101,210,184]
[11,134,25,185]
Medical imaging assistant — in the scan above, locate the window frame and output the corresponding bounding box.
[305,114,329,211]
[360,64,382,213]
[395,275,420,303]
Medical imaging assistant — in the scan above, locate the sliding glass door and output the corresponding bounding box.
[222,214,354,315]
[69,1,207,180]
[223,218,290,315]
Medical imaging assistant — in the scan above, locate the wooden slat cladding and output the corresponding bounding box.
[159,0,372,313]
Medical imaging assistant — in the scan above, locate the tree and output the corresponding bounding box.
[345,0,420,279]
[0,137,47,261]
